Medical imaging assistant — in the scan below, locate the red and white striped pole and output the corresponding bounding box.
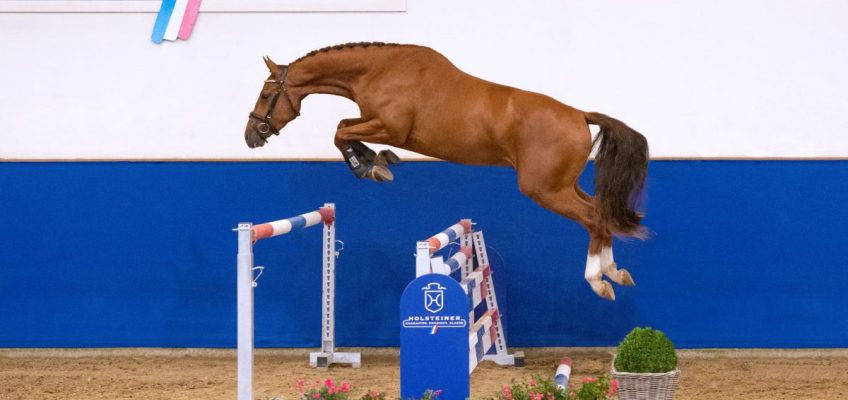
[555,357,573,389]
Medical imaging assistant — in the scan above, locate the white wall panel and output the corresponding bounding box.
[1,0,846,159]
[0,0,405,12]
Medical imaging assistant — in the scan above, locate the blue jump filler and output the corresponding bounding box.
[400,273,471,400]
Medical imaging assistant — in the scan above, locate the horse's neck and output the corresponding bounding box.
[288,52,373,99]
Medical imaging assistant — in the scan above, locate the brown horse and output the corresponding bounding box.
[245,42,648,300]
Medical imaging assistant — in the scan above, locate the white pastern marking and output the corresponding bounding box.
[584,253,602,281]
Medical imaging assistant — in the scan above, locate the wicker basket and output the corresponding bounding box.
[611,358,680,400]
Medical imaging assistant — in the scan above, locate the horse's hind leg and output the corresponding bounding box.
[574,185,635,286]
[520,181,616,300]
[600,246,635,286]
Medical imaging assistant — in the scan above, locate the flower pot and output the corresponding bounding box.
[611,357,680,400]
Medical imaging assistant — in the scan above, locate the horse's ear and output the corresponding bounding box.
[263,56,277,72]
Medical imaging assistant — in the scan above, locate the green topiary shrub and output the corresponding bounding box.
[614,327,677,373]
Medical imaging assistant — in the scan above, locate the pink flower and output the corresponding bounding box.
[529,379,537,387]
[581,377,597,384]
[340,382,351,393]
[531,392,544,400]
[312,392,321,399]
[370,391,380,398]
[296,378,306,393]
[434,390,443,397]
[608,379,619,397]
[328,387,336,395]
[502,386,513,400]
[546,393,555,400]
[324,378,335,388]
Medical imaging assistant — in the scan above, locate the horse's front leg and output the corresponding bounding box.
[334,118,401,182]
[349,142,400,167]
[334,118,370,179]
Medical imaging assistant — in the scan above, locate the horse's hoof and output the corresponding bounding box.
[605,262,636,286]
[377,150,401,165]
[590,280,616,301]
[618,269,635,286]
[351,164,369,179]
[368,165,394,182]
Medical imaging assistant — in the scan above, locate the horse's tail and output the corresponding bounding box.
[584,112,649,238]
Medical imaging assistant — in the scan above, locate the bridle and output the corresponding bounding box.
[248,66,300,137]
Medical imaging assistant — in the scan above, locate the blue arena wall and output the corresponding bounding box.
[1,160,846,348]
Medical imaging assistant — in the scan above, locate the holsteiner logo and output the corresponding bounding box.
[401,282,467,329]
[424,282,445,313]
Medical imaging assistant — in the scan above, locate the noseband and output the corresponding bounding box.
[249,67,300,137]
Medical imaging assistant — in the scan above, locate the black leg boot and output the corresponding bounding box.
[350,141,377,164]
[342,146,370,179]
[375,149,401,165]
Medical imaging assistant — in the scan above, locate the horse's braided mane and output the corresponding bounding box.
[293,42,403,63]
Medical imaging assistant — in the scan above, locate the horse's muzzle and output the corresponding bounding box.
[245,126,267,148]
[245,113,283,148]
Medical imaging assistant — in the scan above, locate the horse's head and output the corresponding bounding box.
[244,56,301,148]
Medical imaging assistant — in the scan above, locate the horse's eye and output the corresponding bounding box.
[261,90,271,98]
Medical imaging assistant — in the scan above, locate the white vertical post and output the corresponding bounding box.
[459,219,474,281]
[309,204,360,369]
[416,241,432,277]
[236,223,254,400]
[461,221,475,323]
[322,204,336,356]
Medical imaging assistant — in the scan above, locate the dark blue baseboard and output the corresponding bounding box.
[1,160,846,348]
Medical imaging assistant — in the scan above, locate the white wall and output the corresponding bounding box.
[1,0,847,160]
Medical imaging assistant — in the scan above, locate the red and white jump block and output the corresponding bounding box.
[417,219,525,369]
